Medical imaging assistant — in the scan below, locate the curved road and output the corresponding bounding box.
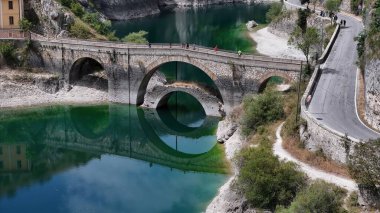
[285,0,380,140]
[308,14,380,140]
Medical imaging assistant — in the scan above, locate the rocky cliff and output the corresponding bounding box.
[90,0,255,20]
[364,59,380,131]
[363,0,380,131]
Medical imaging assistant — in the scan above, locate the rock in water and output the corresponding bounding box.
[246,20,258,30]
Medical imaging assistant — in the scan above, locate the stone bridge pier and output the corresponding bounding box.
[32,39,302,115]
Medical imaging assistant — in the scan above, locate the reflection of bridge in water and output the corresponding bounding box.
[0,105,227,174]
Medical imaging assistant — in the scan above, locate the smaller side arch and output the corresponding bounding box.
[68,57,105,85]
[258,71,294,92]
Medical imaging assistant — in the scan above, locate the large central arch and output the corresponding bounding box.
[136,57,225,106]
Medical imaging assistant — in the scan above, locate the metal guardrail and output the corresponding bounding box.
[0,29,30,39]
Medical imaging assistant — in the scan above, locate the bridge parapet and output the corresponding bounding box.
[32,36,303,71]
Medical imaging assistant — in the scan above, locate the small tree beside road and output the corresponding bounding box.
[325,0,341,14]
[288,26,321,73]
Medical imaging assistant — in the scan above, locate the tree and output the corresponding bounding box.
[19,18,32,32]
[297,9,310,33]
[277,180,346,213]
[289,26,321,71]
[266,2,283,23]
[236,143,307,210]
[325,0,341,14]
[241,89,284,136]
[70,2,85,18]
[122,31,149,44]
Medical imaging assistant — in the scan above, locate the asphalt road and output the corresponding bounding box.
[307,14,380,140]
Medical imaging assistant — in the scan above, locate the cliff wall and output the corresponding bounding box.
[363,0,380,131]
[91,0,257,20]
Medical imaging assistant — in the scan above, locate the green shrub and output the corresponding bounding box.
[19,18,32,32]
[60,0,73,7]
[241,89,284,136]
[0,42,16,64]
[235,143,307,210]
[69,21,91,39]
[82,12,112,36]
[277,180,346,213]
[122,31,149,44]
[70,2,85,18]
[349,139,380,194]
[266,2,283,23]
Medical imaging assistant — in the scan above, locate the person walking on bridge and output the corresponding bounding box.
[214,45,218,52]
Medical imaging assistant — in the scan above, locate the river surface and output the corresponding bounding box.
[0,4,269,212]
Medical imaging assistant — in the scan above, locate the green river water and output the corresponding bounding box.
[0,3,269,213]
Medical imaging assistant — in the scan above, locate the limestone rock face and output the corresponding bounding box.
[90,0,257,20]
[26,0,74,36]
[91,0,161,20]
[364,59,380,131]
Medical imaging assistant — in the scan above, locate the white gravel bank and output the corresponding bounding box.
[250,27,304,60]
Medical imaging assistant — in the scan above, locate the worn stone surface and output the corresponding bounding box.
[300,112,357,164]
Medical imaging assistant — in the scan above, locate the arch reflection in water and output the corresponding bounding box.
[0,104,227,173]
[0,104,228,213]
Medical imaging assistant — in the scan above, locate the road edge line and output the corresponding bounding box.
[354,68,380,134]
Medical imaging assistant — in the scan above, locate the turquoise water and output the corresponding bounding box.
[112,4,270,87]
[0,104,228,213]
[0,4,272,212]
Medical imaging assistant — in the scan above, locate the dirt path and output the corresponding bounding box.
[273,122,358,192]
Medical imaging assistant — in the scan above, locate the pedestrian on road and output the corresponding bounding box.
[186,43,189,49]
[238,50,242,57]
[148,43,151,48]
[344,20,346,26]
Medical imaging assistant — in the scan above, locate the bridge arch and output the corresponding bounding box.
[69,57,108,90]
[258,71,293,92]
[136,57,224,106]
[146,84,223,117]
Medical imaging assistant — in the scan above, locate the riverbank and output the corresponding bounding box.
[206,110,255,213]
[0,69,108,109]
[249,27,304,59]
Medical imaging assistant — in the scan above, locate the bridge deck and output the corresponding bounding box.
[0,30,304,71]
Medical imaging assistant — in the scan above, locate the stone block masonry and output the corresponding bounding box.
[23,37,302,115]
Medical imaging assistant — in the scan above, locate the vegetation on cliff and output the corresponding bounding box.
[348,139,380,207]
[122,31,149,44]
[277,180,347,213]
[241,89,284,136]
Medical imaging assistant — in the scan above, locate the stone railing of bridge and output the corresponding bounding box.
[27,33,303,71]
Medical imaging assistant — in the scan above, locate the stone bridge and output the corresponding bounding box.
[25,35,303,114]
